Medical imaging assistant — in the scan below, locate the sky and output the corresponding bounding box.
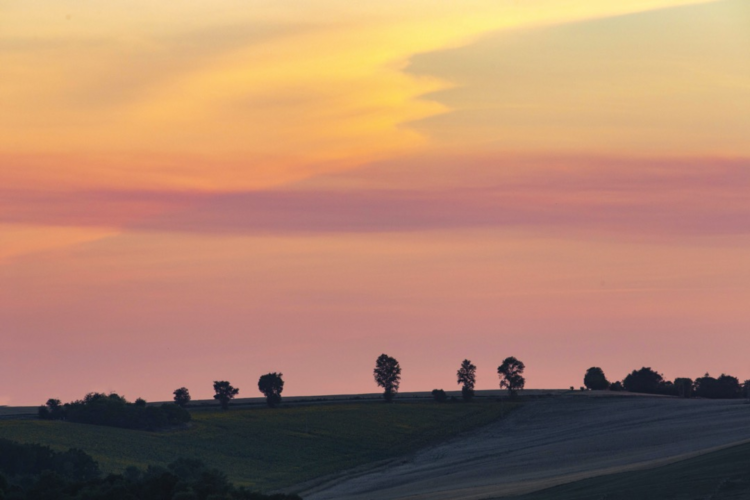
[1,0,749,405]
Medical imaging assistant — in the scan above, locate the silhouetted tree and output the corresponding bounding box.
[134,398,147,407]
[498,356,525,398]
[432,389,447,402]
[38,399,65,420]
[213,381,239,410]
[374,354,401,402]
[457,359,477,402]
[609,381,624,392]
[623,367,663,394]
[0,439,300,500]
[657,380,678,396]
[258,372,285,408]
[674,378,693,398]
[694,373,741,399]
[583,367,610,390]
[743,380,750,399]
[49,393,190,430]
[173,387,191,408]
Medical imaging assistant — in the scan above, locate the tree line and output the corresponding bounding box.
[374,353,527,402]
[583,366,750,399]
[0,438,300,500]
[38,356,529,429]
[38,372,286,429]
[38,393,191,431]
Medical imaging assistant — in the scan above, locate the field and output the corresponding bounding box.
[510,440,750,500]
[304,395,750,499]
[0,400,516,492]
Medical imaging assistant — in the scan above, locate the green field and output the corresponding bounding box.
[0,401,516,492]
[509,441,750,500]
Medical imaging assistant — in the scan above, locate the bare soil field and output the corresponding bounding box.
[301,394,750,500]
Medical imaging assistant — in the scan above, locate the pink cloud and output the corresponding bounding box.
[2,155,749,238]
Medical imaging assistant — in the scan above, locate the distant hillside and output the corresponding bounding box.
[0,400,516,492]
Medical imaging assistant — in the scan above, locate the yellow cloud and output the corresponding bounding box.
[0,0,716,191]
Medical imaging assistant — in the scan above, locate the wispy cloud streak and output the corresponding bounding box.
[3,156,748,238]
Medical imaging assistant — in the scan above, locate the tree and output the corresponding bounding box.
[213,381,239,410]
[38,399,65,420]
[609,381,624,392]
[373,354,401,402]
[694,373,741,399]
[583,367,610,390]
[497,356,525,398]
[674,378,693,398]
[623,367,663,394]
[258,373,284,408]
[457,359,477,402]
[173,387,191,408]
[743,380,750,399]
[431,389,447,402]
[134,398,147,407]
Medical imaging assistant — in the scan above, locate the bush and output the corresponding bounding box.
[0,439,100,481]
[431,389,447,403]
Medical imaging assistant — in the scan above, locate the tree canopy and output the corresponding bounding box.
[173,387,191,408]
[694,373,741,399]
[457,359,477,402]
[38,393,190,431]
[258,373,285,408]
[0,439,300,500]
[497,356,525,398]
[583,367,610,390]
[623,367,664,394]
[674,378,693,398]
[213,381,240,410]
[373,354,401,402]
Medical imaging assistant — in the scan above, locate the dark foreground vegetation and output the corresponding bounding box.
[2,401,518,491]
[511,441,750,500]
[0,438,298,500]
[584,366,750,399]
[38,393,191,431]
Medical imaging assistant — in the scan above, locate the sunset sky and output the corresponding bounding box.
[2,0,749,405]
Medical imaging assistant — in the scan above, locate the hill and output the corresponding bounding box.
[303,395,750,499]
[0,400,516,492]
[510,439,750,500]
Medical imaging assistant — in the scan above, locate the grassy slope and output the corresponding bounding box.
[509,441,750,500]
[0,401,516,492]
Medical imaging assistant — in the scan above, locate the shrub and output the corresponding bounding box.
[432,389,447,402]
